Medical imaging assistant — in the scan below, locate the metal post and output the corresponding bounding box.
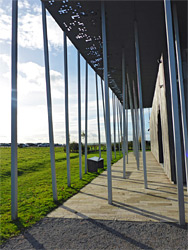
[101,1,112,204]
[112,93,116,158]
[133,80,140,170]
[117,97,121,156]
[63,32,71,187]
[122,49,126,178]
[11,0,18,220]
[164,0,185,225]
[125,82,128,163]
[42,2,58,200]
[148,108,150,121]
[101,78,106,141]
[109,90,112,161]
[173,4,188,192]
[121,106,123,152]
[119,103,122,144]
[121,104,123,145]
[127,75,137,165]
[78,51,82,180]
[85,62,88,174]
[96,73,101,158]
[134,21,147,189]
[118,100,121,154]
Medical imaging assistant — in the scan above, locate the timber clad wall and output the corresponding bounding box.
[150,55,172,181]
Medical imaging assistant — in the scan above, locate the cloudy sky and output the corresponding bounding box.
[0,0,150,144]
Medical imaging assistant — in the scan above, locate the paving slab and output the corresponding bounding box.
[48,152,188,223]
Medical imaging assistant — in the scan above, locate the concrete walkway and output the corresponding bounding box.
[48,152,188,223]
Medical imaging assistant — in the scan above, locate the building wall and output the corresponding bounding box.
[150,55,172,180]
[150,51,187,184]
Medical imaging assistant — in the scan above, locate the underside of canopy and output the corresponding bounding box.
[43,0,187,108]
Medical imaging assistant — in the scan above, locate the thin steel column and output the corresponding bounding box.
[134,108,138,159]
[78,51,82,179]
[133,80,140,170]
[127,75,137,164]
[11,0,18,220]
[125,82,128,163]
[112,93,116,158]
[119,102,123,144]
[85,62,88,174]
[164,0,185,225]
[101,1,112,204]
[42,2,58,200]
[134,21,147,189]
[121,104,123,152]
[132,80,139,166]
[117,97,121,156]
[122,49,126,178]
[173,4,188,192]
[101,78,106,141]
[148,108,150,121]
[121,105,124,149]
[118,100,121,154]
[109,90,112,161]
[96,73,101,158]
[133,100,137,158]
[64,32,71,187]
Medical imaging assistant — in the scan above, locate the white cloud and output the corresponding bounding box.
[18,0,30,10]
[0,53,10,65]
[0,2,72,50]
[17,61,64,105]
[0,8,11,43]
[0,53,65,143]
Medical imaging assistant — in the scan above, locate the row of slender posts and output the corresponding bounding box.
[11,0,186,225]
[164,0,185,225]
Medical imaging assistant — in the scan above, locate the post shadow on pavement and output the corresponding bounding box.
[11,218,46,250]
[90,181,179,197]
[61,205,154,250]
[111,170,132,178]
[80,185,184,212]
[112,201,178,223]
[23,231,46,250]
[76,191,178,222]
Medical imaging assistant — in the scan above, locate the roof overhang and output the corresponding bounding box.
[43,0,187,108]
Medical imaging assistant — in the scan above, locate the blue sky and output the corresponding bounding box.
[0,0,151,144]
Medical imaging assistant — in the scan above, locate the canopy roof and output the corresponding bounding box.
[43,0,187,107]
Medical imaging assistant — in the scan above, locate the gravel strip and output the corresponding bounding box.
[1,218,188,250]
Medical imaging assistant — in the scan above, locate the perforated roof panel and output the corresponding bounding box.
[43,0,187,108]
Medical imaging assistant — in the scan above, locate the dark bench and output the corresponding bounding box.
[87,157,104,173]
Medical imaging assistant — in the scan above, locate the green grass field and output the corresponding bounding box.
[0,147,122,244]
